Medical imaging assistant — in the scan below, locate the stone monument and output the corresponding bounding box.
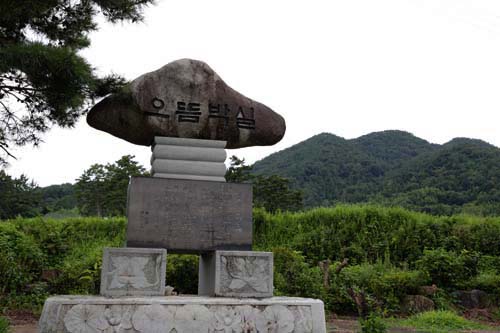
[39,59,326,332]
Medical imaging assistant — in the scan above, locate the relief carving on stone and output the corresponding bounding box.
[107,255,161,290]
[61,303,313,333]
[221,255,270,293]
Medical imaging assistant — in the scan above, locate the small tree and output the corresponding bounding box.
[75,155,146,216]
[225,155,253,183]
[225,156,303,213]
[0,170,40,219]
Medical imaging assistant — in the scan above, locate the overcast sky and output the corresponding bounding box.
[7,0,500,186]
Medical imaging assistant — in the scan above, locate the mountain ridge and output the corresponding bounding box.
[253,130,500,215]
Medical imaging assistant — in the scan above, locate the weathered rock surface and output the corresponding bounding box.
[87,59,286,149]
[401,295,435,314]
[451,290,491,309]
[418,284,438,296]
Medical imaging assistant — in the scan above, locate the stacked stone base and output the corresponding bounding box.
[39,295,327,332]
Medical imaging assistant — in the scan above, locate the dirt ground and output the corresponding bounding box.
[8,313,500,333]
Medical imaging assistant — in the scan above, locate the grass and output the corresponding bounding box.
[0,316,9,333]
[388,310,492,333]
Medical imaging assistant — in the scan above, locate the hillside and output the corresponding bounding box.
[253,130,500,215]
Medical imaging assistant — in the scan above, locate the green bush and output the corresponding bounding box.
[468,272,500,296]
[1,206,500,315]
[0,283,48,313]
[477,255,500,274]
[272,247,325,300]
[166,255,198,294]
[0,217,125,305]
[0,223,46,294]
[331,263,427,313]
[0,316,9,333]
[416,249,479,289]
[358,313,387,333]
[256,206,500,266]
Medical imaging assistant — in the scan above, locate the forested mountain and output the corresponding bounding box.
[253,130,500,215]
[2,131,499,218]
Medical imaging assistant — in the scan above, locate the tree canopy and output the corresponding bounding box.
[0,0,153,165]
[226,155,304,213]
[75,155,147,216]
[0,170,40,219]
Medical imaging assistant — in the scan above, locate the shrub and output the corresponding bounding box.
[255,205,500,266]
[54,240,106,294]
[416,249,479,289]
[166,255,198,294]
[477,255,500,274]
[468,272,500,296]
[0,316,9,333]
[272,247,325,300]
[0,223,46,294]
[0,283,48,313]
[358,313,387,333]
[332,263,427,313]
[381,269,427,299]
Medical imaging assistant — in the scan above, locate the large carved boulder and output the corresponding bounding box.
[87,59,286,149]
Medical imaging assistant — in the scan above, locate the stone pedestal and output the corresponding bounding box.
[199,251,273,298]
[100,248,167,297]
[39,295,327,333]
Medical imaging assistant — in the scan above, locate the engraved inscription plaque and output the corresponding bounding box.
[126,177,252,253]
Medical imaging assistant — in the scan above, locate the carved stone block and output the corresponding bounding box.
[199,251,273,298]
[100,247,166,297]
[39,295,327,333]
[126,177,253,254]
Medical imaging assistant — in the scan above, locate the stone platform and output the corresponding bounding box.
[39,295,326,332]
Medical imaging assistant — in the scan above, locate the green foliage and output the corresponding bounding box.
[0,316,9,333]
[416,249,479,289]
[37,183,76,215]
[358,313,387,333]
[0,0,153,164]
[0,171,79,220]
[477,255,500,273]
[166,255,199,294]
[43,208,81,219]
[331,263,427,312]
[225,155,253,183]
[468,272,500,296]
[75,155,146,216]
[0,216,125,312]
[272,248,325,300]
[0,223,46,294]
[395,310,489,333]
[0,170,40,219]
[226,156,304,212]
[253,131,500,216]
[1,205,500,315]
[253,175,304,213]
[255,205,500,265]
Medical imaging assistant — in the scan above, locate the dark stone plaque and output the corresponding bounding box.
[126,177,252,254]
